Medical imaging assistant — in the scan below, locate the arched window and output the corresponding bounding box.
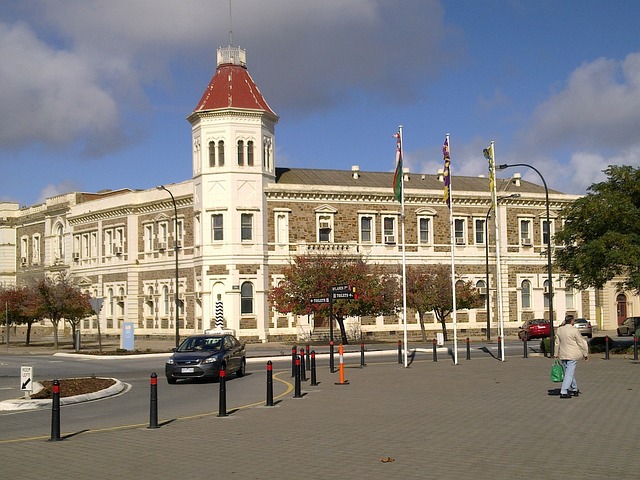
[107,288,114,316]
[209,141,215,167]
[217,140,225,166]
[247,141,254,166]
[237,140,244,166]
[146,287,154,316]
[55,224,64,259]
[521,280,531,309]
[117,288,125,317]
[543,280,550,308]
[241,282,254,314]
[163,286,170,315]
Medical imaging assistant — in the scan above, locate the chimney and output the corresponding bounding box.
[351,165,360,179]
[513,172,521,187]
[437,168,444,182]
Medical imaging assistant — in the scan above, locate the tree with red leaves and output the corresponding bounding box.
[268,254,398,344]
[33,274,93,349]
[406,263,483,342]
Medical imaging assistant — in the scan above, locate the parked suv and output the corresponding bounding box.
[518,319,550,341]
[617,316,640,337]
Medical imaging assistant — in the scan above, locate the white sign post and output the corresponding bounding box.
[20,365,34,399]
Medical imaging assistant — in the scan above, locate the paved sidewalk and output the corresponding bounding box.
[2,353,639,479]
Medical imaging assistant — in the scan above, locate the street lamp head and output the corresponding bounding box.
[156,185,165,191]
[496,164,510,171]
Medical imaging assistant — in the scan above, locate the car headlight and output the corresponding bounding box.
[203,356,219,364]
[166,357,175,365]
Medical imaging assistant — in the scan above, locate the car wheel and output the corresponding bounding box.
[236,358,246,377]
[167,377,177,385]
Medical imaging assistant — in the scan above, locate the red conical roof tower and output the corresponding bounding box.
[193,46,276,117]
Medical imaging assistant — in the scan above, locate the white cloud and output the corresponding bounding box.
[0,21,122,154]
[36,180,82,204]
[526,52,640,149]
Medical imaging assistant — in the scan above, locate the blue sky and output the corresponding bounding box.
[2,0,640,206]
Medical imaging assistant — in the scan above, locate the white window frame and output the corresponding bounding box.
[31,234,40,264]
[359,214,375,244]
[241,213,253,242]
[212,213,224,242]
[474,218,486,245]
[454,218,467,245]
[317,214,334,243]
[144,224,154,252]
[521,279,532,310]
[274,210,290,245]
[382,215,397,244]
[519,218,533,246]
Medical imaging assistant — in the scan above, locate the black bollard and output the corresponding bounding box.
[310,350,318,386]
[50,379,61,441]
[523,338,528,359]
[294,356,303,398]
[329,341,335,373]
[306,344,311,371]
[360,342,366,367]
[218,368,227,417]
[266,361,274,406]
[605,336,610,360]
[148,373,159,429]
[466,338,471,360]
[498,336,502,360]
[432,338,438,362]
[291,345,297,377]
[634,336,638,362]
[397,340,402,364]
[299,348,307,381]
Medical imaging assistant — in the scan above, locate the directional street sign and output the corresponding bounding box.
[331,284,350,293]
[21,365,33,392]
[310,297,330,304]
[332,292,355,300]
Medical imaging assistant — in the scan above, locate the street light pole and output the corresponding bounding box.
[497,164,554,356]
[157,185,180,349]
[485,194,520,341]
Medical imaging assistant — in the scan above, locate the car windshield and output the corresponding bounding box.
[176,337,222,352]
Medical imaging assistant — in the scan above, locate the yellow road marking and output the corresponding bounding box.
[0,372,294,444]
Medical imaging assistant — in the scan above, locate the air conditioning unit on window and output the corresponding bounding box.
[522,237,532,246]
[20,257,27,265]
[72,252,80,260]
[478,287,487,295]
[144,295,154,302]
[319,221,331,230]
[455,237,465,245]
[115,296,125,302]
[157,242,166,251]
[194,292,202,300]
[114,246,123,255]
[384,235,396,244]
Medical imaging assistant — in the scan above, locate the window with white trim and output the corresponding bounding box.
[521,280,532,309]
[565,285,574,309]
[454,218,466,245]
[241,213,253,241]
[212,214,224,241]
[144,224,154,252]
[383,216,397,244]
[360,215,374,243]
[241,281,254,314]
[318,214,333,243]
[520,219,532,246]
[542,219,554,246]
[32,234,40,264]
[474,218,486,245]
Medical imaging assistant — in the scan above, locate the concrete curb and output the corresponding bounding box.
[0,378,127,412]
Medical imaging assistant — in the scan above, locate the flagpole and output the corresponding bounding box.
[489,141,506,361]
[399,126,409,368]
[445,133,458,365]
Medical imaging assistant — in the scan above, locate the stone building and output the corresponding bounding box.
[0,44,621,342]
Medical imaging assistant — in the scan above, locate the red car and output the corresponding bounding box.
[518,319,550,341]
